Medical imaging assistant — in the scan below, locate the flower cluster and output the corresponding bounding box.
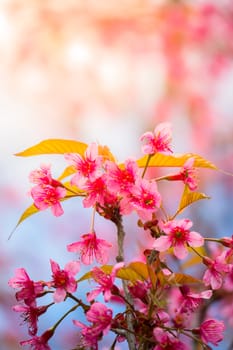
[9,122,233,350]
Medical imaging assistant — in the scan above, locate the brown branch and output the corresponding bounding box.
[112,212,137,350]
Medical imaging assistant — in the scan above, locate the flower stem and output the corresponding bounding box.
[142,154,152,178]
[90,206,96,233]
[52,303,80,332]
[189,245,205,259]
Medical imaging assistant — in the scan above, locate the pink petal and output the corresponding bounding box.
[51,202,64,217]
[50,259,60,274]
[173,243,188,259]
[65,261,80,276]
[153,236,171,252]
[188,231,204,247]
[53,288,66,303]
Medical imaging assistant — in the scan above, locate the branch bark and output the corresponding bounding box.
[113,213,137,350]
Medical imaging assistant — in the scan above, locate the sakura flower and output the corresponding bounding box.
[193,319,225,346]
[140,122,172,155]
[29,164,53,185]
[8,268,44,306]
[121,178,161,220]
[165,158,198,191]
[73,302,112,349]
[72,321,99,349]
[87,263,124,302]
[13,304,49,336]
[203,252,230,289]
[49,259,80,303]
[223,264,233,291]
[178,286,212,313]
[85,302,113,334]
[64,142,103,187]
[105,159,138,195]
[179,158,198,190]
[31,184,66,217]
[82,175,107,208]
[20,329,54,350]
[67,232,112,265]
[153,327,188,350]
[153,219,204,259]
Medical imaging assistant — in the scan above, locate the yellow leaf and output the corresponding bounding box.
[117,266,145,282]
[98,145,116,162]
[8,204,39,239]
[158,271,201,286]
[58,166,76,181]
[62,181,85,196]
[127,261,149,281]
[182,246,206,269]
[175,186,210,216]
[9,187,84,237]
[78,265,113,282]
[137,153,217,170]
[78,263,148,283]
[15,139,88,157]
[166,272,201,285]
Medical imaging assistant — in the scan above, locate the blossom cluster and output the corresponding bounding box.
[9,123,233,350]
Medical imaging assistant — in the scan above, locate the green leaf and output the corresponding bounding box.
[137,153,217,170]
[15,139,88,157]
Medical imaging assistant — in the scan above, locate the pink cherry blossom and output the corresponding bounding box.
[140,122,173,155]
[223,264,233,291]
[105,159,138,195]
[203,252,230,289]
[121,178,161,220]
[13,304,49,336]
[72,321,99,349]
[73,302,112,349]
[64,142,103,187]
[31,184,66,216]
[165,158,198,191]
[82,175,107,208]
[153,219,204,259]
[153,327,188,350]
[194,319,225,346]
[20,329,54,350]
[86,302,113,334]
[29,164,53,185]
[67,232,112,265]
[49,259,80,302]
[8,268,44,306]
[177,286,212,313]
[87,263,124,302]
[180,158,198,190]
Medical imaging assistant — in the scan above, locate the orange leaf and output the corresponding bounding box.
[137,153,217,170]
[98,145,116,162]
[15,139,88,157]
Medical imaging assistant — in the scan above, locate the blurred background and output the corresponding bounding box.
[0,0,233,349]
